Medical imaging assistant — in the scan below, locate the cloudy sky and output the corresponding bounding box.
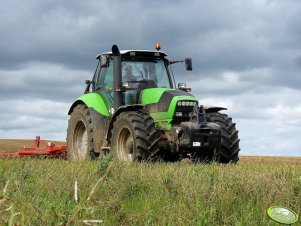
[0,0,300,156]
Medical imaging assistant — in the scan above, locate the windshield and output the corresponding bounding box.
[122,59,172,88]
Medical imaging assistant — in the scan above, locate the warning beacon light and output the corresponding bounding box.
[155,42,161,51]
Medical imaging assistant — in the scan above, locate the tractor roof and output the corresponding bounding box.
[96,50,167,59]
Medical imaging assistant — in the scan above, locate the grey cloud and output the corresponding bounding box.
[0,63,91,102]
[198,87,301,156]
[0,0,301,156]
[0,99,69,140]
[296,55,301,67]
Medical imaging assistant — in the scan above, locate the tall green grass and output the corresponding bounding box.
[0,157,300,225]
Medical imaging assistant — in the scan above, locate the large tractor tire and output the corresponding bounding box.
[67,104,98,160]
[206,112,240,163]
[111,110,162,162]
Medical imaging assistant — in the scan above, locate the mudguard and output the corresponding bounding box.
[68,93,111,154]
[89,108,110,154]
[204,106,227,113]
[68,93,110,116]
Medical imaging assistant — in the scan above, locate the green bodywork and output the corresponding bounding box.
[140,88,172,104]
[77,93,110,117]
[141,88,199,130]
[73,88,198,131]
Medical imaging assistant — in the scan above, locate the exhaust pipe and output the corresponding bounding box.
[112,44,123,109]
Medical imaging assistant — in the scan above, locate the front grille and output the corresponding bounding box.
[172,105,194,125]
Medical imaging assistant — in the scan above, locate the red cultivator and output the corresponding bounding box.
[0,136,67,158]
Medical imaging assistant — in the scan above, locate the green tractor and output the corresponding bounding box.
[67,44,240,163]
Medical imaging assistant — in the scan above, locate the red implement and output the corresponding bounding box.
[0,136,67,158]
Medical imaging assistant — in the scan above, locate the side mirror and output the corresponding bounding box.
[185,58,192,71]
[100,55,109,67]
[84,80,91,94]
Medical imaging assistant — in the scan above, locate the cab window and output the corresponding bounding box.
[121,59,172,88]
[95,59,114,93]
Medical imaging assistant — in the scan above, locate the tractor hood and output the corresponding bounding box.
[140,88,199,130]
[140,88,172,105]
[141,88,197,110]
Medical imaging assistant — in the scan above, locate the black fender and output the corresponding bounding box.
[68,100,85,115]
[88,108,110,154]
[204,106,227,114]
[106,104,144,145]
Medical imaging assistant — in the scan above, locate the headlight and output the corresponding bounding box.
[177,101,198,107]
[175,112,183,117]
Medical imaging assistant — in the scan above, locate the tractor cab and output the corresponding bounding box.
[90,47,192,110]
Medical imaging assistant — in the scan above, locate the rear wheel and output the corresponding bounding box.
[111,110,162,162]
[67,104,98,160]
[206,112,240,163]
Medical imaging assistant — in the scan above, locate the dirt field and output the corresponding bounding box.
[240,155,301,164]
[0,139,300,163]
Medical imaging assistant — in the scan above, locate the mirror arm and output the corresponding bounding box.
[169,60,184,65]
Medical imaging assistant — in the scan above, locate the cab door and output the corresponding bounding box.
[92,61,114,115]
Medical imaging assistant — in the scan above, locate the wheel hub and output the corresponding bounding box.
[117,127,134,161]
[73,121,88,160]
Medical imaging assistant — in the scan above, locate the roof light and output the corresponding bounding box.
[156,42,161,51]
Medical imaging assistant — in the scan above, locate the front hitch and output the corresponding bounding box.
[176,104,221,150]
[178,122,221,150]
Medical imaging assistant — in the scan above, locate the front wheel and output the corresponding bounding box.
[66,104,98,160]
[110,110,162,162]
[206,112,240,163]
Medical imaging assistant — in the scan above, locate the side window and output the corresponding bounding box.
[155,61,170,88]
[95,59,113,92]
[103,63,113,91]
[92,63,101,91]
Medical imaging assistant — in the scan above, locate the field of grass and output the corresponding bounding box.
[0,140,300,225]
